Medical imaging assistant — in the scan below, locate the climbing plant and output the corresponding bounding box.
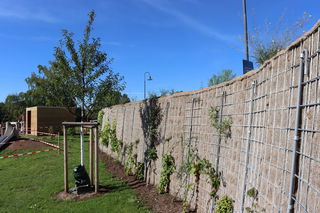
[145,147,158,161]
[209,106,232,137]
[215,195,234,213]
[183,147,222,212]
[124,139,139,176]
[97,109,104,126]
[135,162,144,180]
[140,97,162,183]
[124,143,135,175]
[100,119,123,154]
[245,188,265,213]
[100,121,111,146]
[157,154,176,194]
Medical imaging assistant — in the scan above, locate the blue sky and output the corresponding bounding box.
[0,0,319,102]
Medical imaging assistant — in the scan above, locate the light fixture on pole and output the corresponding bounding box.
[242,0,254,74]
[144,72,152,99]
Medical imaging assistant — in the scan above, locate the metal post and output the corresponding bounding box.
[94,127,99,193]
[210,92,226,213]
[89,128,94,185]
[63,125,68,193]
[287,50,307,213]
[58,132,60,154]
[144,76,146,99]
[80,125,84,166]
[215,91,226,172]
[242,0,249,60]
[241,80,256,212]
[186,98,196,163]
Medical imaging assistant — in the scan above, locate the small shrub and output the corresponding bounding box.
[247,187,258,199]
[124,144,135,175]
[215,195,234,213]
[145,147,158,161]
[97,110,104,125]
[67,127,76,136]
[209,106,232,136]
[157,154,175,193]
[135,162,144,180]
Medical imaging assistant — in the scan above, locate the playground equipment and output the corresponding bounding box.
[62,121,99,194]
[0,122,18,149]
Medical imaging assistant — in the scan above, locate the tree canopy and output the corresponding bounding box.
[26,10,127,120]
[208,69,236,86]
[250,12,313,65]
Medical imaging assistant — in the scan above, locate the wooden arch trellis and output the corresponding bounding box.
[62,121,99,194]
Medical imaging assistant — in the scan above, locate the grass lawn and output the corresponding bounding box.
[0,135,151,213]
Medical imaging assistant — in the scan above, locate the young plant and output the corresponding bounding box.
[97,109,104,126]
[209,106,232,137]
[215,195,234,213]
[124,143,135,175]
[135,162,144,180]
[157,154,176,194]
[100,122,111,146]
[145,147,158,161]
[245,188,265,213]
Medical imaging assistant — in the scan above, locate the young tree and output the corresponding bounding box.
[208,69,236,86]
[250,12,313,65]
[26,10,127,120]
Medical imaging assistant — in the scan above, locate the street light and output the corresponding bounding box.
[144,72,152,99]
[242,0,254,74]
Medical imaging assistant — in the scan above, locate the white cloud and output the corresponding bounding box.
[139,0,237,44]
[0,1,58,23]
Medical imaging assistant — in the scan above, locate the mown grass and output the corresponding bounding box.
[0,135,151,213]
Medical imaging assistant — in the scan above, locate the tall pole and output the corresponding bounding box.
[242,0,249,60]
[80,105,84,166]
[63,125,68,193]
[80,74,85,166]
[144,75,146,99]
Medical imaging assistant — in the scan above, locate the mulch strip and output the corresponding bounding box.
[99,150,186,213]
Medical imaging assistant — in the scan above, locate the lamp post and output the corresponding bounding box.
[144,72,152,99]
[242,0,254,74]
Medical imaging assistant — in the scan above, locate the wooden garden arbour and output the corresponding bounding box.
[62,121,99,194]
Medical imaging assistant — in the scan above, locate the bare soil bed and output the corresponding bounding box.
[99,150,186,213]
[1,139,49,152]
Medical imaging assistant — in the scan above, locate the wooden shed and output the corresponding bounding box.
[26,106,76,135]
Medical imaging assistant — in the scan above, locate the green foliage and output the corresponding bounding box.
[185,150,221,198]
[209,106,232,136]
[247,187,258,199]
[97,110,104,126]
[124,140,139,176]
[111,139,123,153]
[2,91,46,122]
[124,143,135,175]
[25,10,127,121]
[249,12,313,65]
[245,188,265,213]
[67,127,76,136]
[145,147,158,161]
[100,122,111,146]
[215,195,234,213]
[135,162,145,180]
[159,89,181,97]
[100,120,122,153]
[208,69,236,87]
[157,154,176,194]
